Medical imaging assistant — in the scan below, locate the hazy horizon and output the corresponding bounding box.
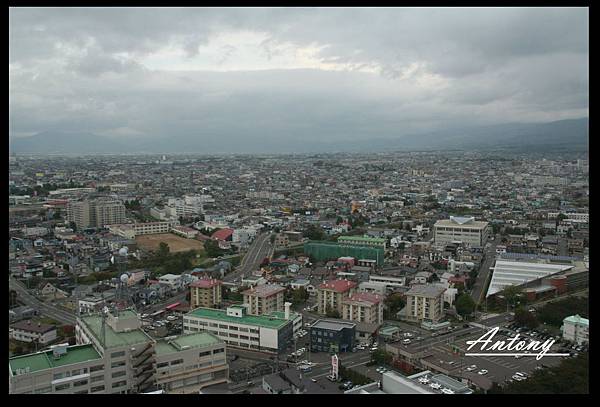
[9,7,589,152]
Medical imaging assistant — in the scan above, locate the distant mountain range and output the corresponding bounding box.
[9,117,588,154]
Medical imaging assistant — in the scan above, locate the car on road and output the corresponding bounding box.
[466,365,477,371]
[478,370,488,375]
[402,339,411,345]
[326,375,337,382]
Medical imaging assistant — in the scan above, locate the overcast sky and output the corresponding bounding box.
[9,7,589,149]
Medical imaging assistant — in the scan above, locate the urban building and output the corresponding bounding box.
[242,284,286,316]
[9,309,227,394]
[338,236,387,250]
[433,216,490,247]
[403,285,446,323]
[67,198,126,229]
[317,279,358,315]
[341,292,384,324]
[309,319,356,353]
[190,278,222,309]
[304,241,385,266]
[561,314,589,345]
[183,304,298,353]
[346,370,472,394]
[10,320,57,345]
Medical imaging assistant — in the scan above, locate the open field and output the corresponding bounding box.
[135,233,205,253]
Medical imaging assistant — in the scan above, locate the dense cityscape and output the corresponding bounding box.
[8,151,589,394]
[9,7,588,395]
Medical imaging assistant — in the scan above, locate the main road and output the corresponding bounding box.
[470,239,499,306]
[223,232,273,283]
[9,276,77,325]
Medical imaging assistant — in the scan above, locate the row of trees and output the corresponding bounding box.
[513,296,589,329]
[489,352,588,394]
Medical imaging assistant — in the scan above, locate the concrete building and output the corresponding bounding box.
[9,309,227,394]
[190,278,222,309]
[67,198,126,229]
[403,285,446,323]
[183,304,298,354]
[10,320,57,345]
[338,236,387,250]
[433,216,490,247]
[561,314,589,345]
[158,274,183,291]
[317,279,357,315]
[341,292,384,325]
[242,284,286,316]
[309,319,356,353]
[171,226,198,239]
[346,370,472,394]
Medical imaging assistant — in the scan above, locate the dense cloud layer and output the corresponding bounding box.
[9,7,589,150]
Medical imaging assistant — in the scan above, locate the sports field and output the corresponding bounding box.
[135,233,205,253]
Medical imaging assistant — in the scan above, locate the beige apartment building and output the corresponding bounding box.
[67,198,126,229]
[190,278,223,309]
[242,284,286,316]
[403,285,446,323]
[317,279,357,315]
[341,292,384,324]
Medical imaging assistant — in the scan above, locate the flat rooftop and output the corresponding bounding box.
[9,344,101,375]
[312,319,356,331]
[79,314,152,349]
[186,307,293,329]
[241,283,286,297]
[338,236,386,244]
[155,332,223,356]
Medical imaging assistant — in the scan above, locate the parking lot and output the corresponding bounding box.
[425,325,577,384]
[140,311,183,338]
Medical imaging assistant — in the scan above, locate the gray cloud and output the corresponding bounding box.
[9,7,588,151]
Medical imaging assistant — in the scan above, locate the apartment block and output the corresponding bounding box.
[403,284,446,323]
[341,292,384,325]
[317,279,357,315]
[242,284,286,316]
[190,278,222,309]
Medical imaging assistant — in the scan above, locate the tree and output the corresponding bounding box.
[514,307,539,329]
[325,306,341,318]
[157,242,170,258]
[204,239,222,258]
[500,285,523,309]
[455,293,476,318]
[384,293,405,320]
[371,349,394,365]
[303,224,325,241]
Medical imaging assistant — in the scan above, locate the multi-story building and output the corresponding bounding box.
[317,279,357,315]
[309,319,356,353]
[107,220,180,239]
[433,216,490,247]
[403,285,446,323]
[561,314,589,345]
[10,320,57,344]
[67,198,126,229]
[9,309,228,394]
[183,304,298,354]
[341,292,384,325]
[242,284,286,316]
[190,278,222,309]
[338,236,387,250]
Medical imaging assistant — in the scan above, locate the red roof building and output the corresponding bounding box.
[211,228,234,241]
[318,279,357,293]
